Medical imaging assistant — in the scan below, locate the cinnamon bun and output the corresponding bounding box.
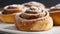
[23,1,45,9]
[49,4,60,26]
[15,7,53,32]
[0,4,25,24]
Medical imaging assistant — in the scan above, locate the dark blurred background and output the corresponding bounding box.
[0,0,60,8]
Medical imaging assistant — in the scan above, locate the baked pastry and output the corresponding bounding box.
[15,7,53,32]
[49,4,60,26]
[0,4,25,24]
[23,1,45,9]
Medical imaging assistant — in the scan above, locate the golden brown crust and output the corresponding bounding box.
[0,13,16,23]
[50,11,60,26]
[15,16,53,32]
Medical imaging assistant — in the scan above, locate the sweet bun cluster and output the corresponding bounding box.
[0,1,54,32]
[0,1,45,24]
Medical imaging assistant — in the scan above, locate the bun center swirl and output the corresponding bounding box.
[20,6,46,19]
